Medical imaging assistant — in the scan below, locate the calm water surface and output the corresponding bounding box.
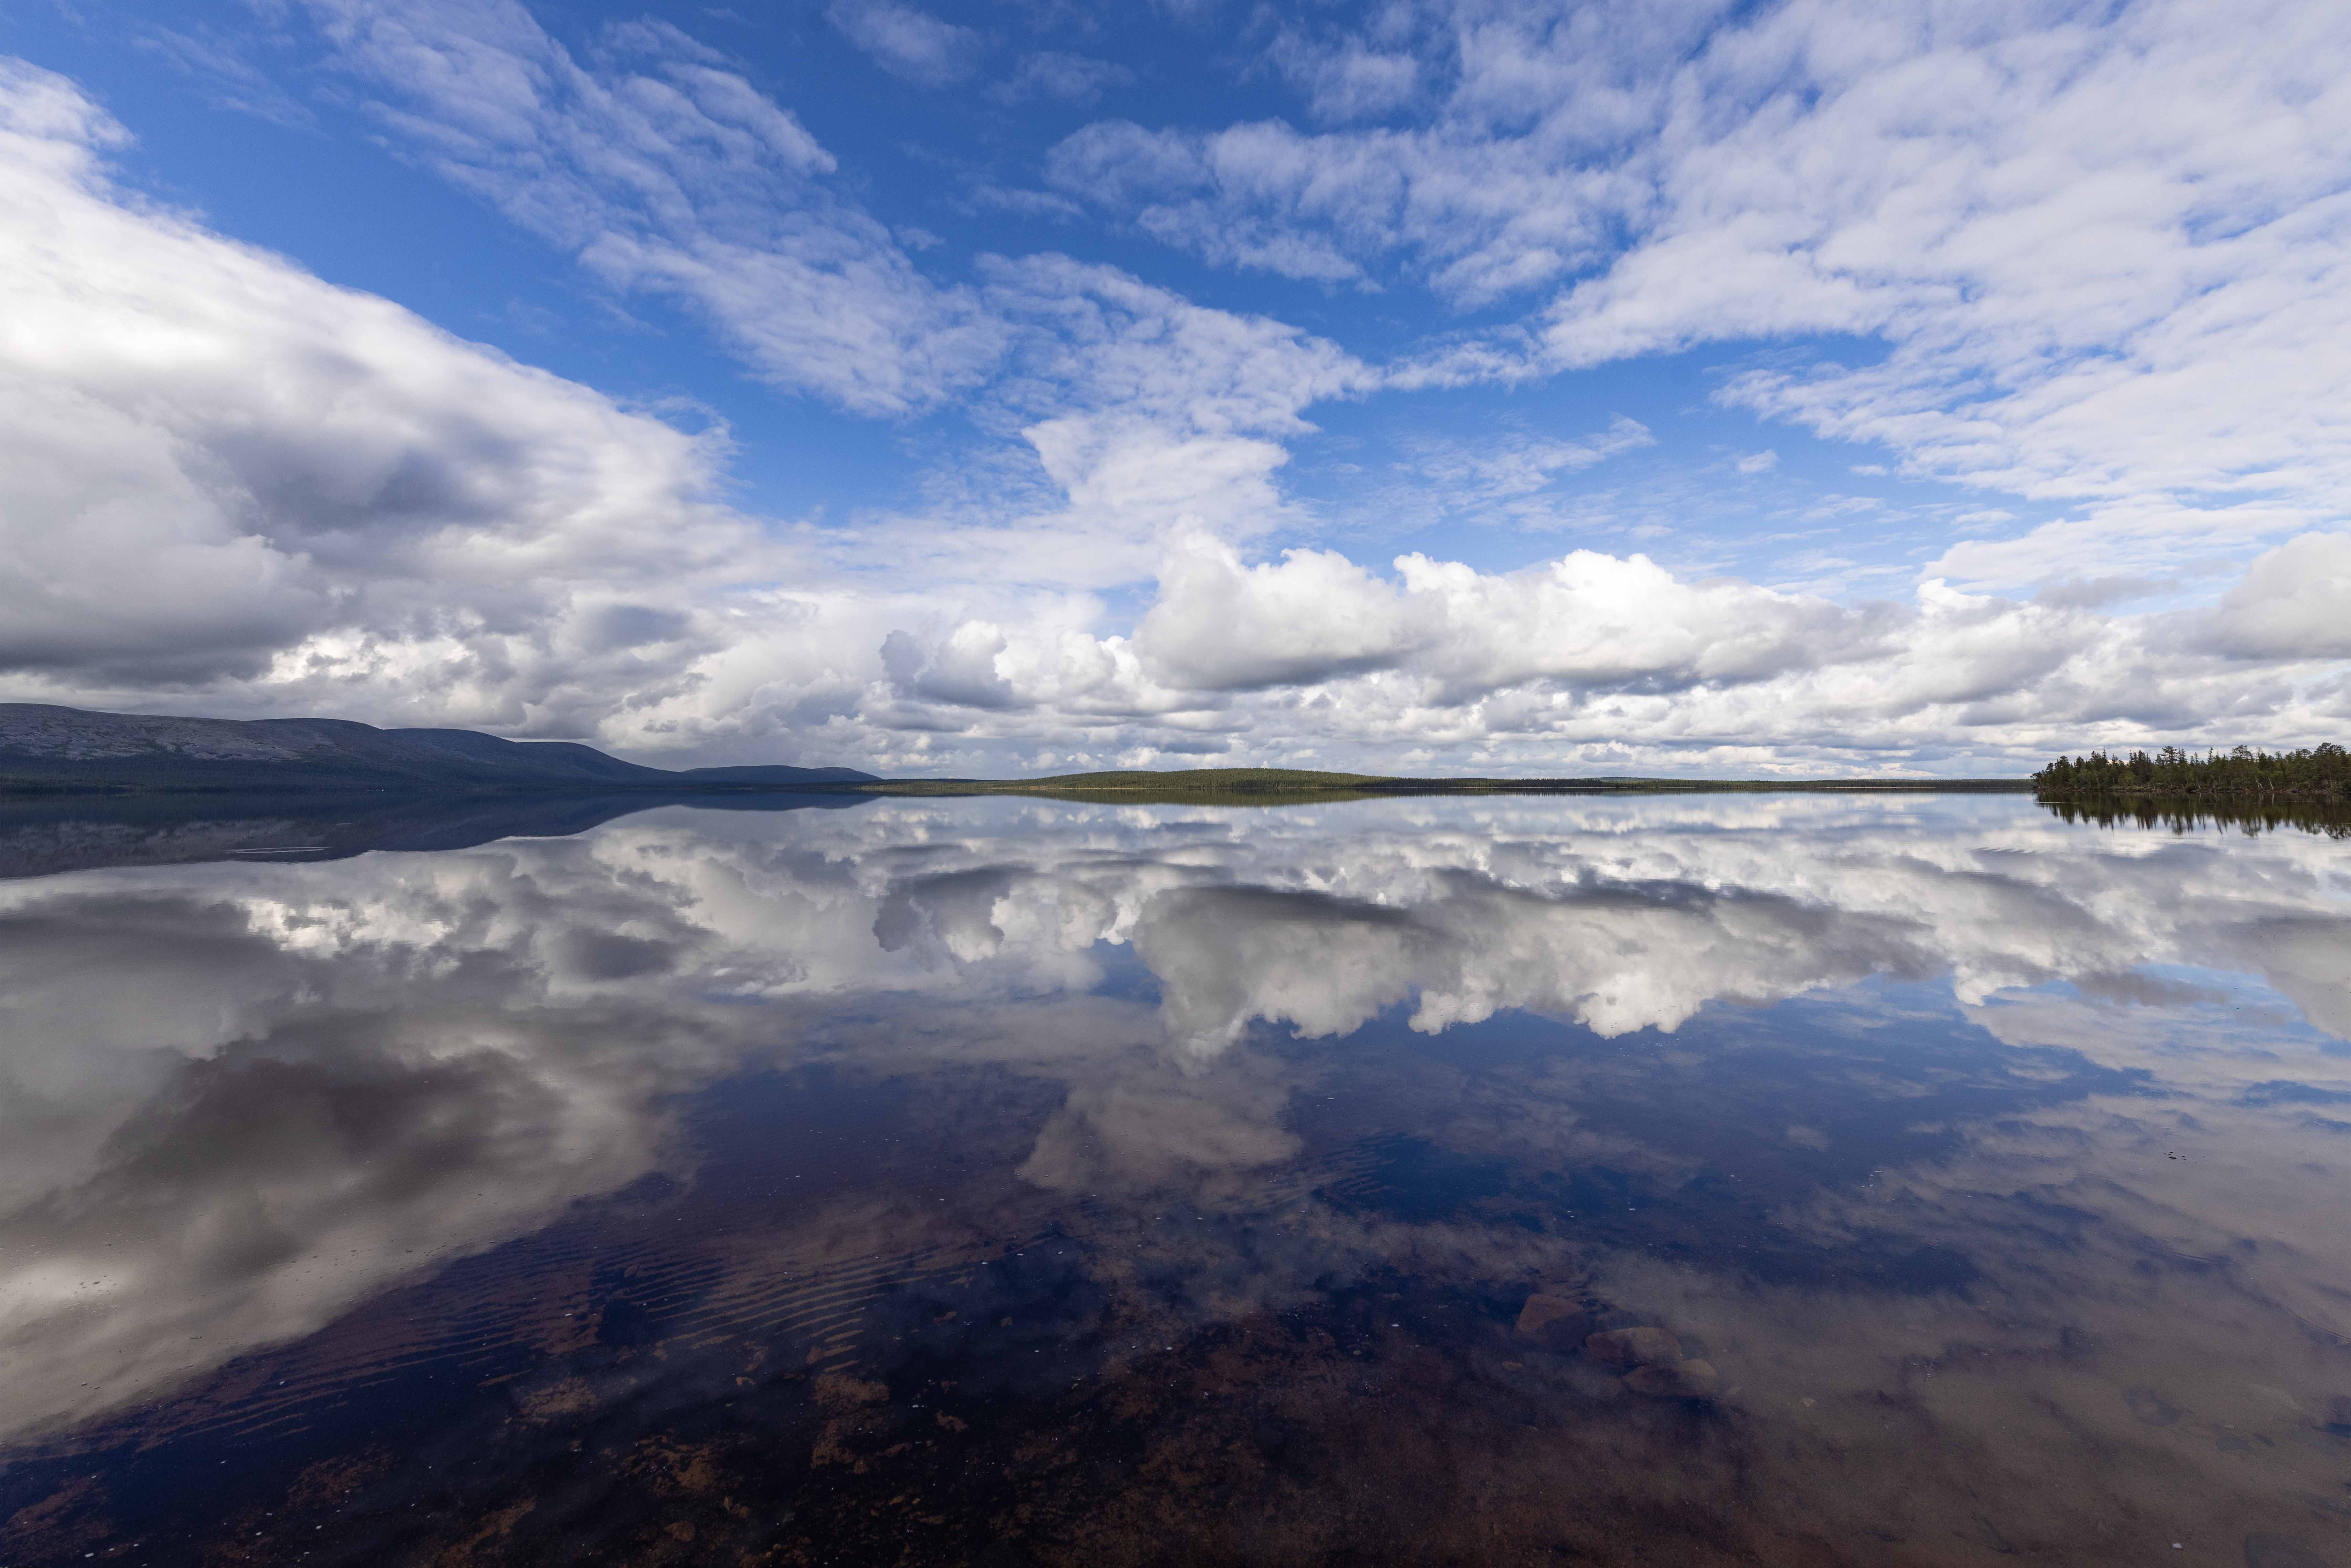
[1,792,2348,1567]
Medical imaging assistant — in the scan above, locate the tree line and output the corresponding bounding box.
[2034,743,2350,800]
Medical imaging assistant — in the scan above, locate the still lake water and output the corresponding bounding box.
[1,791,2348,1567]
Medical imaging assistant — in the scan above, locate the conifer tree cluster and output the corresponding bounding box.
[2034,743,2350,799]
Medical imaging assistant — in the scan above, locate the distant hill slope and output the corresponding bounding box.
[0,704,877,794]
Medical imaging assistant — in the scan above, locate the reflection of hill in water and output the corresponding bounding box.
[0,789,876,879]
[2040,796,2351,838]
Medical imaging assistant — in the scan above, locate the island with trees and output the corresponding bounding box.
[2033,743,2350,802]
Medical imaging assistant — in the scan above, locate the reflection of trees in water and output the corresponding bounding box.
[2039,796,2351,838]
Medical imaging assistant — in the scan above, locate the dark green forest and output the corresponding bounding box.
[2034,743,2350,801]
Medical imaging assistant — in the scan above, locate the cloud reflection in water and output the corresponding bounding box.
[0,793,2347,1562]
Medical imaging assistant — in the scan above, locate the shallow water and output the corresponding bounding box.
[1,791,2347,1567]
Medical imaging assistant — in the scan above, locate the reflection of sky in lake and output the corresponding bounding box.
[2,794,2348,1566]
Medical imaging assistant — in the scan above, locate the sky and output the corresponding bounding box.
[0,0,2347,775]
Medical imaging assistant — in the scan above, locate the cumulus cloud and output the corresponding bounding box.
[2201,531,2351,660]
[0,59,785,717]
[1135,537,1414,691]
[0,56,1359,763]
[870,526,2351,773]
[1128,535,1873,696]
[883,622,1020,709]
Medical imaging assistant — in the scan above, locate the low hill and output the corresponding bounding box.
[0,704,876,795]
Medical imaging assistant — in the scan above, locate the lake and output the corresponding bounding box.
[1,791,2347,1567]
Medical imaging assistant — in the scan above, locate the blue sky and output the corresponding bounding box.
[1,0,2346,773]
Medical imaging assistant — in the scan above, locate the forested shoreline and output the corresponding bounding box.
[2034,743,2350,801]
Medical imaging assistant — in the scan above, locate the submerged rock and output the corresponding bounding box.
[1625,1359,1720,1399]
[1515,1294,1576,1335]
[2243,1534,2334,1568]
[1516,1294,1594,1347]
[1584,1326,1683,1368]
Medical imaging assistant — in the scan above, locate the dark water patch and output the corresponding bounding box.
[1282,988,2150,1297]
[1317,1133,1520,1225]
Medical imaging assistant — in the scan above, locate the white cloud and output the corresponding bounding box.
[1735,449,1777,475]
[279,5,1389,587]
[1130,532,1885,697]
[1135,536,1414,690]
[1044,118,1415,287]
[1,53,2336,780]
[136,24,317,128]
[0,59,786,716]
[6,16,2350,776]
[926,254,1379,580]
[1269,28,1420,123]
[4,50,2336,779]
[989,50,1134,106]
[1315,418,1659,540]
[823,0,984,88]
[299,0,1004,415]
[1408,416,1654,497]
[0,58,1368,763]
[874,529,2351,774]
[1924,497,2315,590]
[2202,531,2351,660]
[1050,0,2351,580]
